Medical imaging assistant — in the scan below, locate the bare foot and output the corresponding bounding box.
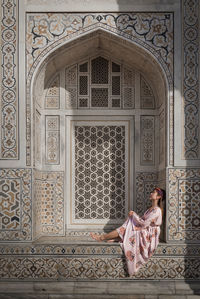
[106,237,122,243]
[90,232,104,242]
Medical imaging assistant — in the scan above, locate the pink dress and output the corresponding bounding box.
[116,207,162,276]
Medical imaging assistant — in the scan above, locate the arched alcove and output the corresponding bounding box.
[32,29,169,241]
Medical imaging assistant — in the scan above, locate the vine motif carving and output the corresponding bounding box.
[1,0,18,158]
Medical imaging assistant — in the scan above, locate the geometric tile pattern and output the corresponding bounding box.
[1,0,18,159]
[179,180,200,230]
[0,169,32,241]
[26,12,174,166]
[183,0,199,159]
[0,178,21,230]
[73,123,127,224]
[168,168,200,242]
[33,170,64,238]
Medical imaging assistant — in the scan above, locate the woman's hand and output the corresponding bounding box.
[128,210,135,217]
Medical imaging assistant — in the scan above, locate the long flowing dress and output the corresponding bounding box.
[116,206,162,276]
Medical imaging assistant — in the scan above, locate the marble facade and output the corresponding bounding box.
[0,0,200,282]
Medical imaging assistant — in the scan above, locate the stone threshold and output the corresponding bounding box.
[0,281,200,298]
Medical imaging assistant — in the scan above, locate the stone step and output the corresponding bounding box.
[0,281,200,298]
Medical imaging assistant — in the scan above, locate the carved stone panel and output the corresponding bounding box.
[168,168,200,242]
[140,116,155,166]
[33,170,64,239]
[45,75,60,109]
[45,116,60,165]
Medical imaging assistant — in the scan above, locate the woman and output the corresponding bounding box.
[90,187,164,276]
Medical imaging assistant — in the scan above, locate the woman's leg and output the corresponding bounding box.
[90,216,130,242]
[90,229,119,242]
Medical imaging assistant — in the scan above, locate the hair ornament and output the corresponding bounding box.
[154,187,163,199]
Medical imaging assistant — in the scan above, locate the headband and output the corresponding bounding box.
[154,187,163,199]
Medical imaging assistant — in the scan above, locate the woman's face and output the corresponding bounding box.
[150,189,160,201]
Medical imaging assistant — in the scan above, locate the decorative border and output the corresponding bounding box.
[0,169,32,241]
[0,243,199,256]
[26,13,174,166]
[1,0,18,159]
[33,170,65,239]
[168,168,200,241]
[26,13,173,76]
[182,0,199,159]
[0,256,199,280]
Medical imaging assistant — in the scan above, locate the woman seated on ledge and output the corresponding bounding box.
[90,187,164,276]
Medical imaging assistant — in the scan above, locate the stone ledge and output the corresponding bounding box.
[0,281,200,298]
[0,242,200,256]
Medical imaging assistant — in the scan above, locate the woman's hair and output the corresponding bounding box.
[154,187,165,217]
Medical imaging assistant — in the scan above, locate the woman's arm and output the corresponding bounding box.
[129,208,160,228]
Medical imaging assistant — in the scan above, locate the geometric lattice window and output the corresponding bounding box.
[79,76,88,95]
[122,68,135,108]
[91,56,109,84]
[140,75,155,109]
[112,76,120,95]
[63,55,154,110]
[70,120,131,226]
[91,88,108,107]
[66,65,77,109]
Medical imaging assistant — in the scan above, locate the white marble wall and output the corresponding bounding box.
[0,0,200,243]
